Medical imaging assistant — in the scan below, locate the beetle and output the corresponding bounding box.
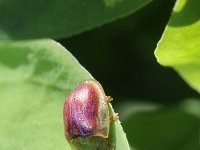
[63,79,114,142]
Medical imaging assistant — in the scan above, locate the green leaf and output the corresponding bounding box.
[155,0,200,92]
[0,0,153,39]
[0,39,130,150]
[120,99,200,150]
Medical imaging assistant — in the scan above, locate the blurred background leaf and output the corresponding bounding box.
[0,0,152,39]
[118,99,200,150]
[155,0,200,92]
[0,40,129,149]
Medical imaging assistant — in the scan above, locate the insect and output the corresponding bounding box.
[63,79,114,142]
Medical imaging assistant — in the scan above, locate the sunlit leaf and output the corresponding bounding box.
[155,0,200,92]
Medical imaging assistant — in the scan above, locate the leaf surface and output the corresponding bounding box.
[0,39,129,150]
[0,0,152,39]
[155,0,200,92]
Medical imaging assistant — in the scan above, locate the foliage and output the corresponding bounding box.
[0,0,199,150]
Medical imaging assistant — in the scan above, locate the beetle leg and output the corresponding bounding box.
[110,113,119,122]
[106,96,113,103]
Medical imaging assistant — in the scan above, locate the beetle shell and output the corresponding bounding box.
[63,79,110,142]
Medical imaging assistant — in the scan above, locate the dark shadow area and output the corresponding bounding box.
[59,0,199,104]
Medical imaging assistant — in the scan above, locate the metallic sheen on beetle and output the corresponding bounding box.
[63,79,111,142]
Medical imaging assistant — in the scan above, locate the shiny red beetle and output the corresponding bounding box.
[63,79,112,142]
